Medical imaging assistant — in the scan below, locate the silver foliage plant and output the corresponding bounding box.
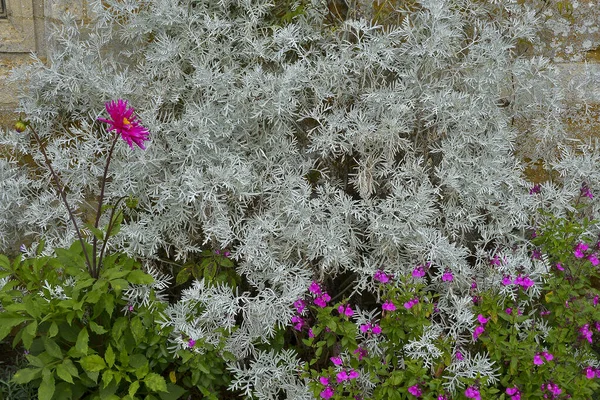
[1,0,600,397]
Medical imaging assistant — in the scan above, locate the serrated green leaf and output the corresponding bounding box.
[105,345,115,368]
[129,354,148,369]
[75,327,89,356]
[144,373,167,392]
[43,337,63,359]
[62,359,79,378]
[39,368,55,400]
[0,314,28,341]
[127,270,154,285]
[129,380,140,397]
[80,355,106,372]
[158,383,187,400]
[130,317,145,344]
[12,367,42,384]
[56,363,74,384]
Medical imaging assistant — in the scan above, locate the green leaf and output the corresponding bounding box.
[105,345,115,368]
[129,354,148,369]
[48,322,59,338]
[56,363,75,384]
[0,314,28,341]
[0,254,9,269]
[43,337,63,359]
[90,321,108,335]
[22,320,38,349]
[130,317,145,344]
[112,317,128,342]
[129,381,140,397]
[80,355,106,372]
[127,270,154,285]
[62,359,79,378]
[54,247,85,269]
[103,293,115,318]
[12,368,42,384]
[109,278,129,293]
[84,222,105,241]
[158,384,187,400]
[75,327,89,356]
[175,268,191,286]
[39,368,56,400]
[144,373,168,392]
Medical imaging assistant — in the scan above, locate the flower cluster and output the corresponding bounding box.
[464,386,481,400]
[309,281,332,308]
[359,322,382,335]
[374,270,391,283]
[541,382,562,399]
[573,242,599,266]
[533,351,554,366]
[584,366,600,379]
[318,357,360,399]
[404,297,419,309]
[506,386,521,400]
[473,314,489,341]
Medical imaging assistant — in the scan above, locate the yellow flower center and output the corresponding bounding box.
[123,117,131,125]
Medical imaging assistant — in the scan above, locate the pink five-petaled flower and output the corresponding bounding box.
[506,386,521,400]
[319,377,329,386]
[588,253,599,266]
[371,324,382,334]
[320,386,334,399]
[464,386,481,400]
[584,366,597,379]
[574,242,589,259]
[404,297,419,309]
[337,304,354,317]
[188,339,196,348]
[408,384,422,397]
[330,356,343,366]
[336,370,349,383]
[501,275,512,286]
[98,99,150,150]
[513,274,535,289]
[374,270,391,283]
[382,301,396,311]
[442,269,453,282]
[477,314,489,324]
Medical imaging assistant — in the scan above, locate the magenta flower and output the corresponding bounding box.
[354,347,368,361]
[506,386,521,400]
[514,274,534,289]
[595,296,600,307]
[374,270,391,283]
[477,314,489,324]
[505,307,513,314]
[529,184,541,195]
[319,377,329,386]
[348,369,359,379]
[404,297,419,309]
[320,386,334,399]
[541,382,562,398]
[464,386,481,400]
[337,304,354,317]
[574,242,589,259]
[442,269,453,282]
[580,324,593,343]
[542,351,554,361]
[330,356,343,366]
[531,249,542,260]
[589,253,599,266]
[473,325,485,340]
[412,266,426,278]
[294,299,306,314]
[291,316,304,331]
[501,275,512,285]
[188,339,196,348]
[533,354,543,365]
[584,366,598,379]
[359,324,370,333]
[555,262,564,271]
[314,293,331,308]
[438,396,448,400]
[455,351,464,360]
[490,254,502,266]
[336,370,349,383]
[308,328,315,338]
[371,324,382,334]
[382,301,396,311]
[408,384,422,397]
[309,281,322,295]
[98,99,150,149]
[581,183,594,199]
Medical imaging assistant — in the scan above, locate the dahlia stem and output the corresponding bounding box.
[27,125,94,273]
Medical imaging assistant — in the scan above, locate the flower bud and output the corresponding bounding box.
[14,120,27,133]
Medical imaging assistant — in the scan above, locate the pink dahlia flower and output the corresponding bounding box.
[99,99,150,149]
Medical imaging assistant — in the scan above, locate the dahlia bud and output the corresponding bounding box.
[14,120,27,133]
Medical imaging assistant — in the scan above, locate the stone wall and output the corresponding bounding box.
[0,0,598,128]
